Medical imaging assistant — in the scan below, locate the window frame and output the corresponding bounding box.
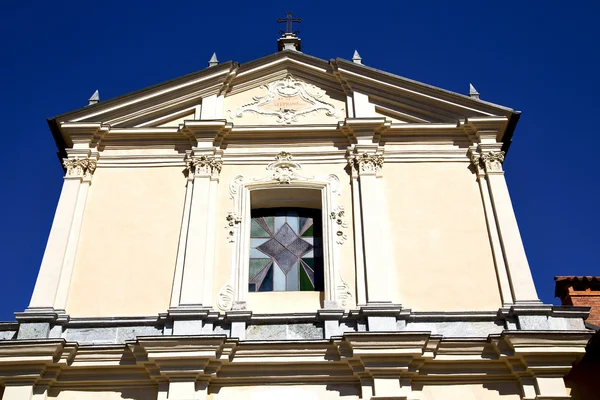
[227,170,344,309]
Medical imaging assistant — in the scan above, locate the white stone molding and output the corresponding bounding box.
[225,152,347,309]
[470,147,539,304]
[229,74,341,124]
[171,151,223,309]
[29,155,97,311]
[329,206,348,245]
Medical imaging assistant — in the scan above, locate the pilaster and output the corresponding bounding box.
[25,153,97,333]
[177,152,223,308]
[346,138,395,304]
[474,147,539,303]
[468,147,514,306]
[465,117,540,305]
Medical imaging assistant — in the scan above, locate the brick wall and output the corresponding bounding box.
[555,276,600,327]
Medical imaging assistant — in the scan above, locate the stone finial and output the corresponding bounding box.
[352,50,363,64]
[88,90,100,106]
[208,53,219,67]
[469,83,480,100]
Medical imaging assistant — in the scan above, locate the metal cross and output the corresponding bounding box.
[277,12,301,35]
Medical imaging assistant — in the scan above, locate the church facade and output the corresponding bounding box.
[0,32,592,400]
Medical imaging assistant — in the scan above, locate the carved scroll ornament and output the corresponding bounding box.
[231,74,340,124]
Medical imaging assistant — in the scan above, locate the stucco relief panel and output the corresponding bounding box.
[224,74,345,125]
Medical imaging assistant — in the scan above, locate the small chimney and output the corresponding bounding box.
[555,276,600,327]
[352,50,363,64]
[88,90,100,106]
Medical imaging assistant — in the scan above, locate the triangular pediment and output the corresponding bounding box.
[50,50,517,150]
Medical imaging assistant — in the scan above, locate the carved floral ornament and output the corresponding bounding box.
[63,157,97,179]
[330,206,348,245]
[185,154,223,178]
[471,151,505,173]
[229,74,341,124]
[346,152,384,175]
[225,212,242,243]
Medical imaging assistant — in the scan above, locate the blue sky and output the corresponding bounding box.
[0,1,598,320]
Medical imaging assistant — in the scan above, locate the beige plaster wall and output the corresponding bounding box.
[213,161,355,312]
[66,166,186,317]
[413,383,521,400]
[50,388,157,399]
[210,384,360,399]
[223,76,346,126]
[384,162,502,310]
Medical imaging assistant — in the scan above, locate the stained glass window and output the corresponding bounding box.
[249,208,323,292]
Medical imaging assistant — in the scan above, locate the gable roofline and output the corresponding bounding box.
[48,61,237,122]
[48,49,521,156]
[332,58,515,116]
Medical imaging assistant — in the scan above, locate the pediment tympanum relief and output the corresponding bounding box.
[225,74,345,125]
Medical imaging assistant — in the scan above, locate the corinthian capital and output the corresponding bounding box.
[63,157,97,179]
[185,154,223,178]
[480,151,505,173]
[346,152,384,176]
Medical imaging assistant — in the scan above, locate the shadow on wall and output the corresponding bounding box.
[565,331,600,400]
[48,388,158,399]
[412,382,522,399]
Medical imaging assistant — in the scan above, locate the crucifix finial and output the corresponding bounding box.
[277,12,301,35]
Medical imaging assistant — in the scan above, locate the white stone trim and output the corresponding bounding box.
[225,153,344,308]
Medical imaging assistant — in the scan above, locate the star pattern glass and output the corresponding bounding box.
[249,208,323,292]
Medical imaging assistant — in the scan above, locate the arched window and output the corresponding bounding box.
[249,208,324,292]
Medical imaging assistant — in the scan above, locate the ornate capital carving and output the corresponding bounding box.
[63,157,97,179]
[471,151,505,174]
[346,152,384,176]
[481,151,505,172]
[186,155,223,179]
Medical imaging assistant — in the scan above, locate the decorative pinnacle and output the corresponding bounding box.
[208,52,219,67]
[352,50,362,64]
[469,83,480,99]
[88,90,100,106]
